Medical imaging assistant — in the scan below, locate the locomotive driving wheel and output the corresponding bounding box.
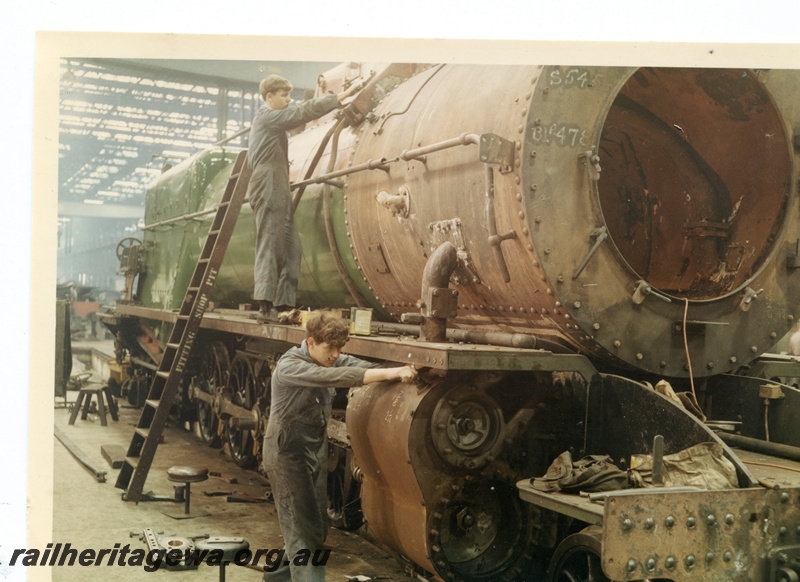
[326,443,363,531]
[547,526,608,582]
[195,341,229,448]
[224,354,257,469]
[428,466,535,581]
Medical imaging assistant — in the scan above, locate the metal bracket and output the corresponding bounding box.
[579,147,602,182]
[739,286,764,312]
[479,133,515,173]
[424,286,459,319]
[632,280,673,305]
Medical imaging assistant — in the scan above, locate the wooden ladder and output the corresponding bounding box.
[115,150,251,501]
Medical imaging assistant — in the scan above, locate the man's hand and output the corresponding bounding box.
[363,364,418,385]
[395,364,417,383]
[336,81,363,102]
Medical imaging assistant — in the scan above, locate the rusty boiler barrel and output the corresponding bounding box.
[342,65,800,378]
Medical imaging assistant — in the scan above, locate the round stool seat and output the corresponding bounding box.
[167,466,209,483]
[195,537,249,562]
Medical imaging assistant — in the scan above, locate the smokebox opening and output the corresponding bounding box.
[599,68,791,300]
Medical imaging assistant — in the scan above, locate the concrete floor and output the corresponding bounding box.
[52,343,409,582]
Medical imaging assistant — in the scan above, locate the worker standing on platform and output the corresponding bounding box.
[262,309,417,581]
[247,75,361,323]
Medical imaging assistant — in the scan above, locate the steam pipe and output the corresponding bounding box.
[370,321,571,353]
[716,431,800,463]
[292,119,341,211]
[420,242,459,342]
[291,132,481,190]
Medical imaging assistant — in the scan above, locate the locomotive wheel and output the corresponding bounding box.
[428,468,534,581]
[196,341,229,448]
[546,527,673,582]
[224,354,257,469]
[250,359,272,471]
[326,445,363,531]
[547,526,608,582]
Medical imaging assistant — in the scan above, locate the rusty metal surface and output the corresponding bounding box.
[346,381,432,573]
[337,64,800,379]
[526,67,800,378]
[601,486,800,581]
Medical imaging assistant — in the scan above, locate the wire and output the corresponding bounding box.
[744,459,800,474]
[682,298,702,412]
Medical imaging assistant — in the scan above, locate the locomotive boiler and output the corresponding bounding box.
[104,62,800,581]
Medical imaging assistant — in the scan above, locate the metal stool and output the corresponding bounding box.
[195,537,249,582]
[68,385,118,426]
[167,466,209,515]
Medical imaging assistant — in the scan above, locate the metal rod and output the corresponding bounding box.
[484,164,515,283]
[400,133,480,160]
[143,131,482,230]
[652,434,665,486]
[717,431,800,462]
[291,157,390,190]
[213,126,250,147]
[291,132,481,190]
[142,207,219,230]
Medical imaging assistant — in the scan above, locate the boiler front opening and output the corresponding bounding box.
[598,68,791,300]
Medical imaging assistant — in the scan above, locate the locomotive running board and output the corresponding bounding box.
[115,150,251,502]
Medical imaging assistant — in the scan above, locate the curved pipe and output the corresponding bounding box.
[322,119,369,307]
[292,119,340,211]
[420,242,459,342]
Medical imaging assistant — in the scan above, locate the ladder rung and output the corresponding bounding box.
[166,343,181,350]
[198,258,210,264]
[209,229,221,235]
[177,315,190,320]
[125,457,139,468]
[145,399,161,409]
[156,371,170,379]
[135,427,150,439]
[187,286,200,292]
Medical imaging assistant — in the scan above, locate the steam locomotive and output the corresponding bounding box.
[102,62,800,581]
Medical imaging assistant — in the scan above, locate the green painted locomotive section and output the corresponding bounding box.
[137,146,385,331]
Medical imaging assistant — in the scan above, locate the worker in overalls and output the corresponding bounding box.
[247,75,360,323]
[262,309,417,581]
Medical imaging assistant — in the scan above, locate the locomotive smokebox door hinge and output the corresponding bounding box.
[479,133,515,173]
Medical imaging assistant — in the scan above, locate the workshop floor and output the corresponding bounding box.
[51,344,408,582]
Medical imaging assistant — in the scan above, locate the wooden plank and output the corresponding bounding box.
[101,444,126,469]
[54,425,107,483]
